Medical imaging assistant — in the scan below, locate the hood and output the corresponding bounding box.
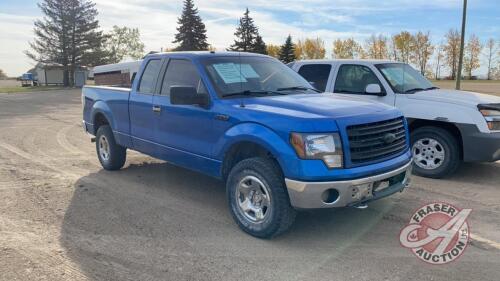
[236,93,392,119]
[406,89,500,107]
[220,93,402,135]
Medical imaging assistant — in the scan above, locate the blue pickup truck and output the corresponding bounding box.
[82,52,412,238]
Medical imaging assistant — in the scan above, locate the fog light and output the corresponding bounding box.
[321,189,339,204]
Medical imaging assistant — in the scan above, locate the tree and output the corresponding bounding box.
[229,8,262,53]
[105,26,145,63]
[365,34,389,59]
[412,31,434,75]
[484,38,497,80]
[253,35,267,55]
[435,44,445,80]
[266,44,280,58]
[278,35,296,63]
[332,38,363,59]
[26,0,106,86]
[172,0,209,51]
[392,31,415,63]
[0,69,7,79]
[463,34,482,79]
[295,38,326,59]
[443,29,461,80]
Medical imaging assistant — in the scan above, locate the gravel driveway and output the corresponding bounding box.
[0,89,499,281]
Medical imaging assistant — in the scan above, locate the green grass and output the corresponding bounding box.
[0,86,66,94]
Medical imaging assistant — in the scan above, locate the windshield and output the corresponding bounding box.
[201,56,316,98]
[376,63,434,94]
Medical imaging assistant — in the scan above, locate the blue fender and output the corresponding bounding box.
[213,122,301,178]
[90,100,117,133]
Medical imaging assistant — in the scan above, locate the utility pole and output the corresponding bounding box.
[456,0,467,90]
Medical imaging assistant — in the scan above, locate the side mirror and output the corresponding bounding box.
[365,84,385,96]
[170,86,209,108]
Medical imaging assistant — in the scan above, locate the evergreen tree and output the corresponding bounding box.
[172,0,209,51]
[26,0,106,86]
[253,35,267,55]
[229,8,262,52]
[279,35,296,63]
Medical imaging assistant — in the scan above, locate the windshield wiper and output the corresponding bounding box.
[404,88,425,94]
[276,86,322,93]
[404,86,440,94]
[222,90,287,98]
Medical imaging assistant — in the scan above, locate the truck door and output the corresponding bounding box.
[151,58,216,170]
[296,63,333,92]
[129,58,163,155]
[331,64,395,106]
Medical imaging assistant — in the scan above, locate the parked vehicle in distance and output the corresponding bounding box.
[82,52,412,238]
[290,60,500,178]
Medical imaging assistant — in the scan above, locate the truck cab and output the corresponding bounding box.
[290,60,500,178]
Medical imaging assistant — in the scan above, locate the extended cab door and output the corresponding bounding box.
[295,63,333,92]
[331,63,395,106]
[151,58,216,171]
[129,58,163,155]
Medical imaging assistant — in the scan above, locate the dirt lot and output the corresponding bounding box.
[433,80,500,97]
[0,89,499,281]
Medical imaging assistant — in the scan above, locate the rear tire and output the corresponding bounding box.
[96,125,126,171]
[226,157,296,238]
[411,126,460,178]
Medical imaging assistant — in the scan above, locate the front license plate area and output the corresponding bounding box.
[373,172,406,194]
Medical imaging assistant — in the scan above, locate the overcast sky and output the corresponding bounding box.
[0,0,499,77]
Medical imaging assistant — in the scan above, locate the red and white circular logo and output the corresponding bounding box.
[399,202,471,265]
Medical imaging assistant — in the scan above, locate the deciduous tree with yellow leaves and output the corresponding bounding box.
[464,34,482,79]
[295,38,326,59]
[412,31,434,75]
[332,38,364,59]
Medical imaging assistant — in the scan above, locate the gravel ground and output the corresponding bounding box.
[0,89,499,281]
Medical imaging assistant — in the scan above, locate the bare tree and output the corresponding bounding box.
[463,34,482,79]
[484,38,497,80]
[435,44,445,80]
[365,34,389,59]
[443,29,461,80]
[412,31,434,75]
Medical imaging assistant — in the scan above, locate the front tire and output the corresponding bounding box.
[411,126,460,178]
[226,157,296,238]
[96,125,126,171]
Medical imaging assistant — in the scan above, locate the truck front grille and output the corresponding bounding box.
[347,117,407,165]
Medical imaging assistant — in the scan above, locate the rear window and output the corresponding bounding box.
[138,59,162,94]
[297,64,332,92]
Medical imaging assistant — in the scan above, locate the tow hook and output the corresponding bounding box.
[353,203,368,209]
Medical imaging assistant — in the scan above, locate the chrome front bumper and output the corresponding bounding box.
[285,160,412,209]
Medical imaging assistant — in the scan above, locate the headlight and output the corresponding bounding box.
[290,133,343,168]
[478,104,500,131]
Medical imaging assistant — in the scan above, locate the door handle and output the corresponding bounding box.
[152,105,161,113]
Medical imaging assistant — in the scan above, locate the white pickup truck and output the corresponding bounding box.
[290,59,500,178]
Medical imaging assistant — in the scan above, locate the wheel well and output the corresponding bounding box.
[221,141,279,181]
[93,112,109,134]
[408,119,463,159]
